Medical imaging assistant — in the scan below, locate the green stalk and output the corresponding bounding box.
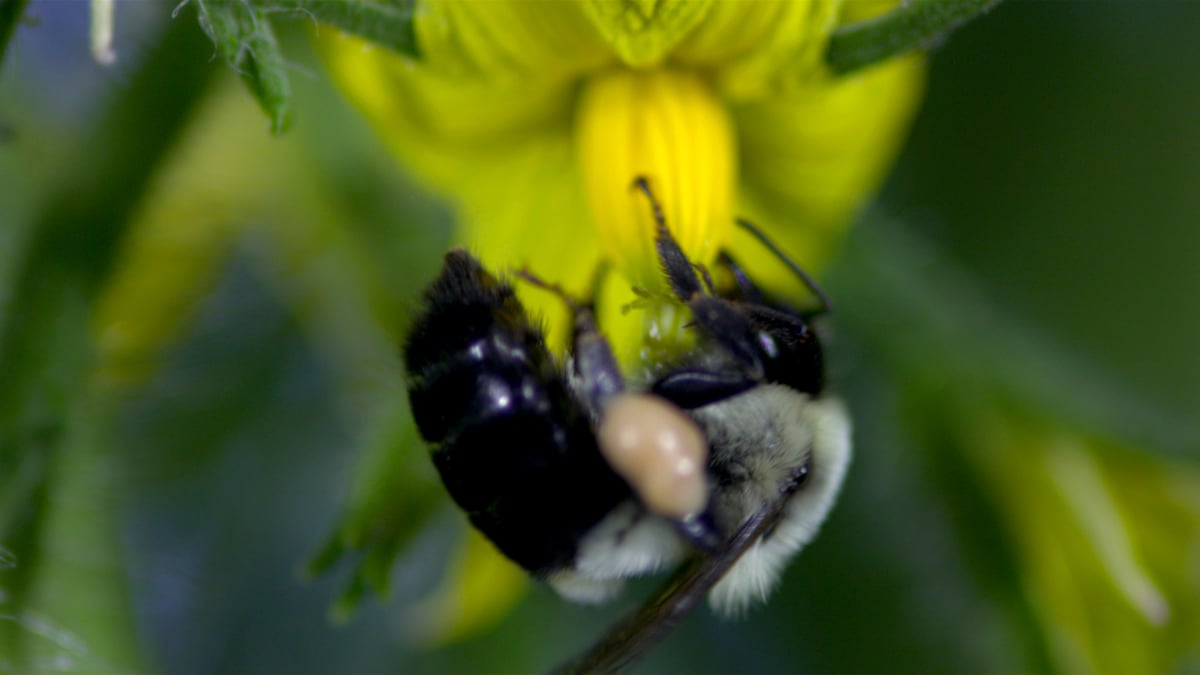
[0,13,216,669]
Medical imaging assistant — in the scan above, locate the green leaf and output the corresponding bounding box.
[826,0,1004,75]
[256,0,419,58]
[194,0,293,134]
[189,0,420,134]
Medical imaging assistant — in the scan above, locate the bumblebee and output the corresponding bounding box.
[404,181,850,613]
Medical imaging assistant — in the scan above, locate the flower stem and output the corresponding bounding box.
[826,0,1004,75]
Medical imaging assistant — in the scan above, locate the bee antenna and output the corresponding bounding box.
[515,268,582,311]
[734,218,832,316]
[631,176,669,238]
[692,262,715,295]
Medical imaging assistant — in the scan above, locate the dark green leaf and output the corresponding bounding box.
[826,0,1004,75]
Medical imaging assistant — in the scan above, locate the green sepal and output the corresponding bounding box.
[257,0,419,59]
[194,0,293,134]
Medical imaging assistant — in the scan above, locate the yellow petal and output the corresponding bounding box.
[452,132,604,354]
[416,0,611,81]
[674,0,842,100]
[316,30,576,180]
[575,68,736,367]
[318,31,604,353]
[728,54,925,301]
[575,68,736,291]
[839,0,901,23]
[581,0,714,66]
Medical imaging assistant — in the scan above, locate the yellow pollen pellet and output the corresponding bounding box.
[597,393,710,518]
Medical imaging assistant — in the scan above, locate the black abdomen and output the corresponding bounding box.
[404,250,629,573]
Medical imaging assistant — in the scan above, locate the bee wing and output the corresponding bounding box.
[550,492,792,675]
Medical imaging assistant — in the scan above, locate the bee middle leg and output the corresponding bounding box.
[519,268,722,551]
[630,176,768,385]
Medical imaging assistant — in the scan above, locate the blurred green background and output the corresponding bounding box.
[1,1,1197,673]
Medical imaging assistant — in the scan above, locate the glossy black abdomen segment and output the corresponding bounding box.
[404,250,629,573]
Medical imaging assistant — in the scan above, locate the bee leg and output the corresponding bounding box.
[631,176,771,382]
[569,314,628,416]
[519,267,722,551]
[515,269,627,417]
[716,252,765,305]
[687,295,768,380]
[650,368,757,410]
[676,511,722,553]
[631,176,706,302]
[693,262,716,295]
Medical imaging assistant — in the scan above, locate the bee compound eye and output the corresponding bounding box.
[757,331,779,358]
[597,393,710,519]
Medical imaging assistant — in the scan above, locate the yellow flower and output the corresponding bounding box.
[318,0,923,363]
[315,0,924,641]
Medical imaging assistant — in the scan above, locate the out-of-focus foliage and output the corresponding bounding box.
[0,11,214,670]
[186,0,419,134]
[0,1,1197,673]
